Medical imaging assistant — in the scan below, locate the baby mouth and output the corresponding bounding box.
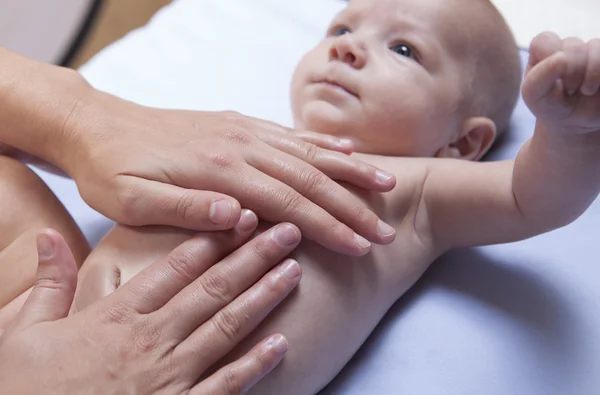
[314,78,359,98]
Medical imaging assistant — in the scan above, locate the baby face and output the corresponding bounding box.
[291,0,475,157]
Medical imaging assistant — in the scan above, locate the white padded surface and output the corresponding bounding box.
[491,0,600,48]
[34,1,600,394]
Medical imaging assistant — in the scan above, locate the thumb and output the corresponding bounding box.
[13,229,78,329]
[122,178,242,231]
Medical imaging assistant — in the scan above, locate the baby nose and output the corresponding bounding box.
[328,36,366,69]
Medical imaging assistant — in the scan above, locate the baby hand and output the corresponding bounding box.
[522,32,600,134]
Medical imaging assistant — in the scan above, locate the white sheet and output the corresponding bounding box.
[491,0,600,48]
[35,1,600,393]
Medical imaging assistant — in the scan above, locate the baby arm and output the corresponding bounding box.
[418,33,600,250]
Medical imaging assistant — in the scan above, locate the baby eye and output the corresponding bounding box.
[391,44,418,61]
[332,25,351,36]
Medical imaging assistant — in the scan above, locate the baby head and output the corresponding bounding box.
[291,0,522,160]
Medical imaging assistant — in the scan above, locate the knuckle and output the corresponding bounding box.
[130,318,162,354]
[200,272,233,303]
[279,188,305,216]
[300,167,330,195]
[249,239,273,262]
[223,110,244,124]
[164,249,197,283]
[223,368,244,395]
[101,301,133,325]
[257,273,286,298]
[223,110,253,131]
[222,128,253,146]
[33,276,65,292]
[207,152,237,172]
[303,142,321,161]
[213,308,244,342]
[354,203,374,224]
[253,348,275,374]
[175,191,196,222]
[115,186,142,225]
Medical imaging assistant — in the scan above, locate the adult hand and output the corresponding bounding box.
[0,218,303,394]
[0,49,395,255]
[62,89,396,256]
[0,290,29,338]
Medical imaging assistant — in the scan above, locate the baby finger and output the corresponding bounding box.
[581,39,600,96]
[562,37,588,95]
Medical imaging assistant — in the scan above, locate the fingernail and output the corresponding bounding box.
[375,170,393,184]
[272,224,300,246]
[377,220,396,238]
[279,259,301,280]
[353,233,371,250]
[209,200,233,225]
[37,233,55,261]
[581,86,598,96]
[236,209,258,232]
[267,334,289,354]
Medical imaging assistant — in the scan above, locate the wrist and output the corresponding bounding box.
[534,121,600,155]
[53,72,97,176]
[0,48,93,171]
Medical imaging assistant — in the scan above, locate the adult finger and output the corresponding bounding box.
[190,334,288,395]
[173,257,301,375]
[218,166,372,256]
[109,210,258,314]
[250,148,396,244]
[114,176,242,231]
[246,115,354,154]
[0,288,31,335]
[13,230,77,330]
[292,130,354,155]
[256,133,395,191]
[159,223,301,340]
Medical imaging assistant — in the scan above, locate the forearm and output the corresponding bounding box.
[513,122,600,232]
[0,46,89,170]
[424,124,600,250]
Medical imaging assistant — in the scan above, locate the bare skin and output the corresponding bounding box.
[74,0,600,392]
[0,45,399,257]
[1,226,306,394]
[3,0,600,394]
[0,156,89,310]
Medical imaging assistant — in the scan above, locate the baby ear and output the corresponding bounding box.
[436,117,497,161]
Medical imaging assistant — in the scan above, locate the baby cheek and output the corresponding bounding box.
[362,93,444,155]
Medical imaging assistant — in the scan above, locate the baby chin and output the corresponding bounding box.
[297,99,357,138]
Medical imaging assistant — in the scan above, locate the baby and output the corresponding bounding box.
[3,0,600,393]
